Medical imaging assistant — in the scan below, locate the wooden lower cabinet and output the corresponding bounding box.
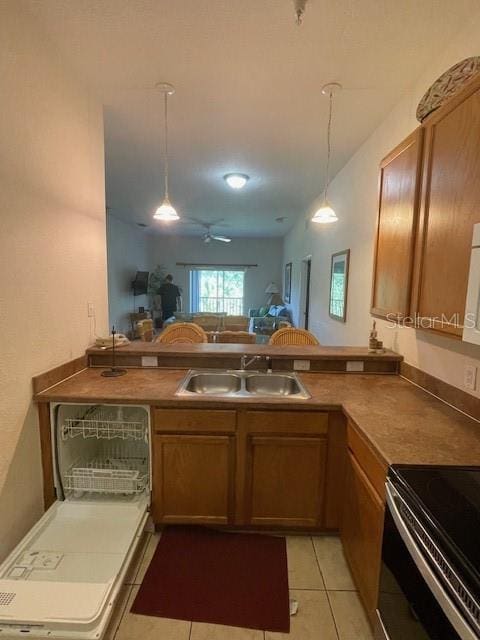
[244,435,327,527]
[152,434,235,525]
[151,407,344,532]
[237,411,329,528]
[341,449,385,626]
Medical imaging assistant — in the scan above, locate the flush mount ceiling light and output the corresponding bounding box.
[312,82,342,224]
[153,82,179,222]
[224,173,249,190]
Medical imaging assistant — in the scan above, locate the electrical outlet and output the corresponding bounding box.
[346,361,364,372]
[293,360,311,371]
[87,302,95,317]
[141,356,158,367]
[464,364,477,391]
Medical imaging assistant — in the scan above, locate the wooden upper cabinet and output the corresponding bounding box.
[371,128,423,319]
[412,76,480,336]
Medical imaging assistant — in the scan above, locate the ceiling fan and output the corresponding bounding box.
[184,218,232,243]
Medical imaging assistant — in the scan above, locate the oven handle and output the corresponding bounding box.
[375,608,391,640]
[386,481,477,640]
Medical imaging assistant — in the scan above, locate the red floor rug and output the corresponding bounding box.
[131,526,290,632]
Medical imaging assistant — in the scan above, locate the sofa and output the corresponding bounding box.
[222,315,250,332]
[164,312,249,332]
[248,305,292,336]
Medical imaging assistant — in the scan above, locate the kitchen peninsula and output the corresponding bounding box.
[33,345,480,625]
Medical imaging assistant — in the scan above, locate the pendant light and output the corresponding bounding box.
[153,82,179,222]
[312,82,342,224]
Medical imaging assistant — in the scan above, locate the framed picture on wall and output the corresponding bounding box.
[284,262,292,303]
[329,249,350,322]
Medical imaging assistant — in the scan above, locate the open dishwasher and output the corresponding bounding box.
[0,403,151,640]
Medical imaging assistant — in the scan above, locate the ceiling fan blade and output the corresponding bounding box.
[212,235,232,243]
[186,217,225,227]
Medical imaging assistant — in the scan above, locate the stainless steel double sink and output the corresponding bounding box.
[176,369,311,399]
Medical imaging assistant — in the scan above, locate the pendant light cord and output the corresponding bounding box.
[163,91,169,199]
[324,91,333,202]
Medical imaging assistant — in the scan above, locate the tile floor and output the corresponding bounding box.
[105,533,374,640]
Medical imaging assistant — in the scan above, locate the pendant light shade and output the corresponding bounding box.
[154,82,179,222]
[153,197,179,221]
[311,203,338,224]
[312,83,342,224]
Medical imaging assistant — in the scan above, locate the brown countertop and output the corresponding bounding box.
[86,342,402,361]
[35,368,480,468]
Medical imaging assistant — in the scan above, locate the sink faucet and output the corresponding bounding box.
[266,356,272,374]
[240,354,262,371]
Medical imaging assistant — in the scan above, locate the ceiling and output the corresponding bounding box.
[24,0,477,237]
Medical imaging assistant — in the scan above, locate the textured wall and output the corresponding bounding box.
[0,4,108,560]
[283,11,480,396]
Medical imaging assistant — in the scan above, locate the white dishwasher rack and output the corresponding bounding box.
[63,456,148,495]
[61,406,147,441]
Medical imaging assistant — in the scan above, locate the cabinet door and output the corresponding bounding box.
[341,451,384,626]
[413,80,480,336]
[244,435,327,528]
[371,129,423,319]
[152,435,235,525]
[237,411,328,528]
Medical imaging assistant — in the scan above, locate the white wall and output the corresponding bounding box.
[107,215,150,335]
[148,235,284,313]
[284,11,480,397]
[0,3,108,560]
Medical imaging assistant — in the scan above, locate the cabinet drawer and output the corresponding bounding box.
[244,411,328,435]
[153,408,236,433]
[347,422,387,500]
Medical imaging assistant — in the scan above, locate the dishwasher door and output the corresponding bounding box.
[0,497,148,639]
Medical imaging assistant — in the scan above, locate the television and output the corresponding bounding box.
[132,271,149,296]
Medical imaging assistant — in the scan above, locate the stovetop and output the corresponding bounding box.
[390,465,480,595]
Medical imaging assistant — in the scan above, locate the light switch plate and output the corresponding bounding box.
[141,356,158,367]
[346,361,365,372]
[293,360,311,371]
[87,302,95,317]
[464,364,477,390]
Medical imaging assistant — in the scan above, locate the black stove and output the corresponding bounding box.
[377,465,480,640]
[391,465,480,599]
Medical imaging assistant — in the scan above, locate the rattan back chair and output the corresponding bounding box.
[155,322,208,344]
[269,327,319,346]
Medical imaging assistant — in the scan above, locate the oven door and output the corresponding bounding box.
[376,481,478,640]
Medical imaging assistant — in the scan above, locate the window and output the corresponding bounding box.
[190,269,245,315]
